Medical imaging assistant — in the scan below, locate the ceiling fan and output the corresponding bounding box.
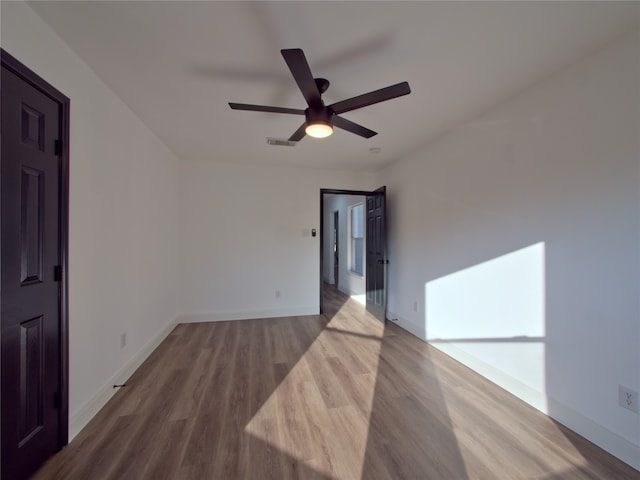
[229,48,411,141]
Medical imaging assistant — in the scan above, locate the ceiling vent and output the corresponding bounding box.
[266,137,297,147]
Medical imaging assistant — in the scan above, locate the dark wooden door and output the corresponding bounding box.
[1,53,68,480]
[366,186,387,322]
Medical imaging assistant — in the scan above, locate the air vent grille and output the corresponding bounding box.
[266,137,297,147]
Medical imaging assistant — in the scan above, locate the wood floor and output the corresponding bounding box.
[32,285,638,480]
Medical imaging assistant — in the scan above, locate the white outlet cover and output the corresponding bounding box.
[619,385,639,413]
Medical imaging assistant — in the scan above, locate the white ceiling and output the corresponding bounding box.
[27,1,640,171]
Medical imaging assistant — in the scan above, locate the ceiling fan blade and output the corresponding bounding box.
[332,116,377,139]
[281,49,322,108]
[329,81,411,115]
[229,103,305,115]
[289,123,307,142]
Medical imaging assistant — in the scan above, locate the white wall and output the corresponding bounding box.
[1,2,181,438]
[377,29,640,469]
[177,161,374,322]
[322,194,366,296]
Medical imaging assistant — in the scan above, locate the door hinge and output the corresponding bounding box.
[54,391,62,409]
[54,139,62,156]
[54,265,62,282]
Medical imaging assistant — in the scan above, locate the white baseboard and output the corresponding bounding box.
[387,310,426,340]
[388,311,640,472]
[545,397,640,472]
[428,339,548,413]
[68,319,177,441]
[177,306,319,323]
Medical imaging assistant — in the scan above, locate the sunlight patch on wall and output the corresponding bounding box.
[425,242,546,394]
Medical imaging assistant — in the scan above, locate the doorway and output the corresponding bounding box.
[1,49,70,480]
[320,188,387,322]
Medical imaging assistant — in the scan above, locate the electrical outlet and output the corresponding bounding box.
[275,290,281,299]
[413,301,419,313]
[120,333,127,349]
[619,385,638,413]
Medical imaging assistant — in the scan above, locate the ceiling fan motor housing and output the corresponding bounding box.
[305,106,334,127]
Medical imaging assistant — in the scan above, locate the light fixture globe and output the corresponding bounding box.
[305,121,333,138]
[305,107,334,138]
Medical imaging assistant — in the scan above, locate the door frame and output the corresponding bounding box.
[1,49,70,448]
[333,210,339,287]
[319,188,383,315]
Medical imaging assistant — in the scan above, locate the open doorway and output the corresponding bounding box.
[320,188,387,322]
[323,194,366,298]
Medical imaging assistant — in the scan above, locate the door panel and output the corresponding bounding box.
[2,60,65,480]
[21,166,45,284]
[366,187,386,322]
[19,315,45,446]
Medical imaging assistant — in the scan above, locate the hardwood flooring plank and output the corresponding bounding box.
[140,419,190,480]
[210,320,252,480]
[326,404,372,479]
[71,414,142,480]
[107,368,191,479]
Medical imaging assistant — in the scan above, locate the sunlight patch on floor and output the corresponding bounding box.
[453,407,589,476]
[350,293,366,305]
[244,298,383,479]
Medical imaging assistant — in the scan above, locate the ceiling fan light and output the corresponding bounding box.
[305,121,333,138]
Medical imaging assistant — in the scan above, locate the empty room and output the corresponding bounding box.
[1,1,639,479]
